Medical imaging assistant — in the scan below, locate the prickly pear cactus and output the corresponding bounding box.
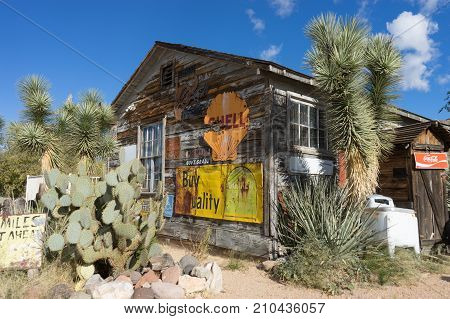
[41,159,167,274]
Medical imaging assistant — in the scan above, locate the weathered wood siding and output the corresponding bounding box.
[378,148,413,208]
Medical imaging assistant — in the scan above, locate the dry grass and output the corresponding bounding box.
[190,227,212,262]
[0,259,74,299]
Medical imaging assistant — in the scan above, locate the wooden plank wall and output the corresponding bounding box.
[377,148,412,207]
[115,49,275,257]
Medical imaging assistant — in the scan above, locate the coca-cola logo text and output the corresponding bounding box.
[423,155,439,163]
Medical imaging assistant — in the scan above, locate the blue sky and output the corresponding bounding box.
[0,0,449,123]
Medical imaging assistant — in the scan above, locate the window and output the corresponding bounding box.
[161,62,174,89]
[393,167,407,179]
[140,122,163,192]
[289,100,327,149]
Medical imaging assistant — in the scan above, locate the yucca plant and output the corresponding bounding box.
[10,76,117,172]
[305,14,401,201]
[11,75,62,171]
[276,177,376,259]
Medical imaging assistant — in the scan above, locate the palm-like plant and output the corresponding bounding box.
[11,76,117,173]
[12,75,61,171]
[305,14,401,201]
[58,90,117,164]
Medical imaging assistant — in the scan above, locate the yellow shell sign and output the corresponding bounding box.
[203,92,249,161]
[175,163,263,223]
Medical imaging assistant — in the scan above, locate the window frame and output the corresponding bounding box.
[287,96,328,152]
[137,118,166,194]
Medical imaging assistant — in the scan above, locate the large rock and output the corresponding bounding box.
[91,281,134,299]
[191,262,223,294]
[178,275,207,294]
[115,275,133,285]
[208,262,223,294]
[150,282,185,299]
[47,283,73,299]
[179,255,199,275]
[130,271,142,285]
[84,274,105,295]
[161,265,181,284]
[132,288,155,299]
[261,258,285,272]
[150,253,175,271]
[135,269,159,288]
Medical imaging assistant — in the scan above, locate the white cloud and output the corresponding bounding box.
[417,0,442,15]
[357,0,378,23]
[260,44,282,61]
[386,11,438,91]
[246,9,265,33]
[437,74,450,85]
[270,0,295,18]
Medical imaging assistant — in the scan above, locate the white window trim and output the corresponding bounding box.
[137,117,166,194]
[287,94,327,151]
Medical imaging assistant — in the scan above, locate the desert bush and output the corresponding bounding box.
[0,147,41,197]
[273,238,367,294]
[274,177,377,293]
[276,177,376,258]
[362,248,445,285]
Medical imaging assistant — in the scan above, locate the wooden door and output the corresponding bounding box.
[413,169,448,241]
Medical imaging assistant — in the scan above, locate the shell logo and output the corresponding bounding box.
[203,92,249,161]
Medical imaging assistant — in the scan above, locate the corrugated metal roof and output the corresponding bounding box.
[391,121,450,148]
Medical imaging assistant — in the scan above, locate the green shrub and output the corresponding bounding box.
[362,248,445,285]
[273,177,378,293]
[0,148,41,197]
[273,238,368,294]
[276,177,376,258]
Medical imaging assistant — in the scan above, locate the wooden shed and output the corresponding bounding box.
[377,121,450,245]
[112,41,335,258]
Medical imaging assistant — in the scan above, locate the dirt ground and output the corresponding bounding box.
[161,240,450,299]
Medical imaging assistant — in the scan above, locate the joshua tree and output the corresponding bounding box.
[11,75,61,172]
[305,13,401,201]
[11,75,117,173]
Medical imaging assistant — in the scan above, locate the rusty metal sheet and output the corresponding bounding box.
[166,136,181,160]
[175,163,263,223]
[203,92,249,161]
[0,213,46,269]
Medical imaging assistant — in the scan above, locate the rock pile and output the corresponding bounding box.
[62,253,223,299]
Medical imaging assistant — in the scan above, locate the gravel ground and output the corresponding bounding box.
[161,240,450,299]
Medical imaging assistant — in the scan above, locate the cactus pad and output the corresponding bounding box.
[105,171,118,186]
[47,233,65,252]
[66,222,82,244]
[79,229,94,248]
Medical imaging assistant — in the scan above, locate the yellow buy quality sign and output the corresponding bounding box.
[0,213,46,269]
[175,163,263,223]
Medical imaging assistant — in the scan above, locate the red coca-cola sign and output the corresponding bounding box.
[414,152,448,169]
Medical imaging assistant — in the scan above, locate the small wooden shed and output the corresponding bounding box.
[378,121,450,245]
